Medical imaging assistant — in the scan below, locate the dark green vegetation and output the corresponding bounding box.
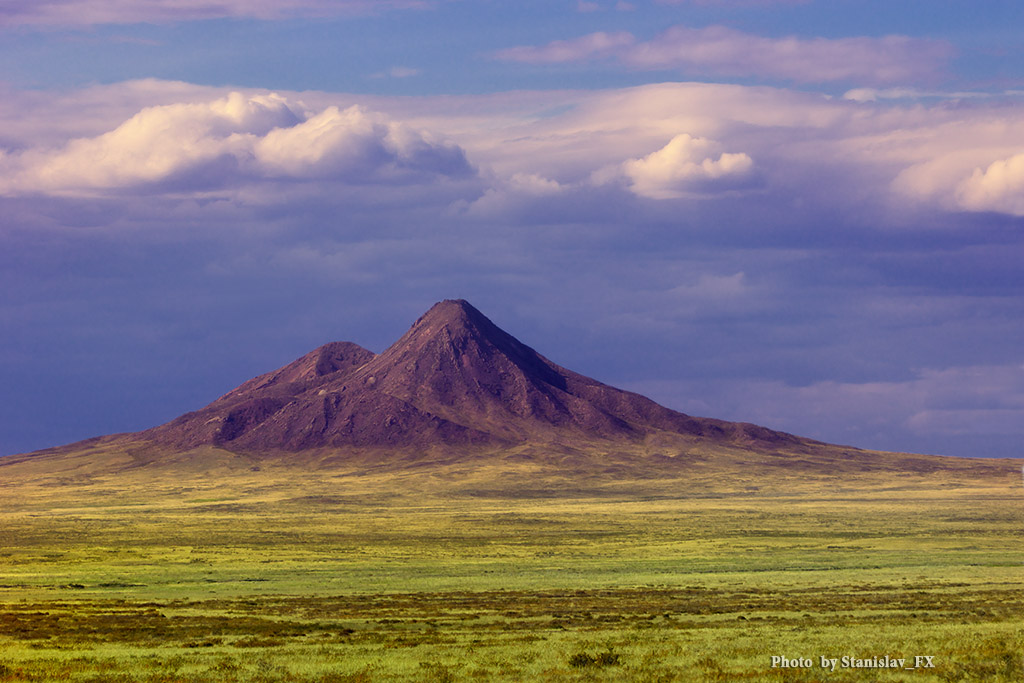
[0,450,1021,682]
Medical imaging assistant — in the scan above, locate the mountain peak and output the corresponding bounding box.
[405,299,502,342]
[373,299,566,397]
[420,298,480,321]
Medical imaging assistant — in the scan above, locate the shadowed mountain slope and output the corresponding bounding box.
[141,299,808,454]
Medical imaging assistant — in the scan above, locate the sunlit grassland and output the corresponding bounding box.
[0,448,1021,681]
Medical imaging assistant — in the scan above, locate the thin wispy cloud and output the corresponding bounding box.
[370,66,422,80]
[842,87,998,103]
[656,0,813,5]
[495,24,953,85]
[0,0,432,27]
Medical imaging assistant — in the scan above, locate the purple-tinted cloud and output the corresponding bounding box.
[9,80,1024,223]
[495,24,953,85]
[0,0,431,27]
[496,31,635,65]
[627,363,1024,454]
[656,0,812,5]
[370,66,422,80]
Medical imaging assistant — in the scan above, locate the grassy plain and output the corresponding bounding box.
[0,442,1021,681]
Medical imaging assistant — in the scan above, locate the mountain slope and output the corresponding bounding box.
[141,299,808,454]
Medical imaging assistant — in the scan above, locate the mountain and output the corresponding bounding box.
[5,298,1017,495]
[140,299,807,454]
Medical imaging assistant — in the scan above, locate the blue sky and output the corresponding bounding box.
[2,0,1023,458]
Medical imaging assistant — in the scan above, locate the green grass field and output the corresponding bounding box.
[0,447,1021,681]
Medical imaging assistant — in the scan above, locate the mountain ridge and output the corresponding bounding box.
[139,299,810,455]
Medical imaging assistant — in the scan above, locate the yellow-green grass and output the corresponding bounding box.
[0,445,1021,681]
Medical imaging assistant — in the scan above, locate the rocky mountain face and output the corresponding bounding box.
[142,299,806,453]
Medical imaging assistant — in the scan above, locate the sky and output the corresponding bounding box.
[2,0,1024,459]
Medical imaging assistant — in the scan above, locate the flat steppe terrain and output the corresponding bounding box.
[0,440,1020,682]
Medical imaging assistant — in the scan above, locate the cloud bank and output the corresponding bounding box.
[11,79,1024,222]
[8,80,1024,223]
[495,25,953,85]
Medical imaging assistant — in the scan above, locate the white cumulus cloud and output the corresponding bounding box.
[618,134,754,199]
[955,153,1024,216]
[254,105,470,181]
[0,92,472,196]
